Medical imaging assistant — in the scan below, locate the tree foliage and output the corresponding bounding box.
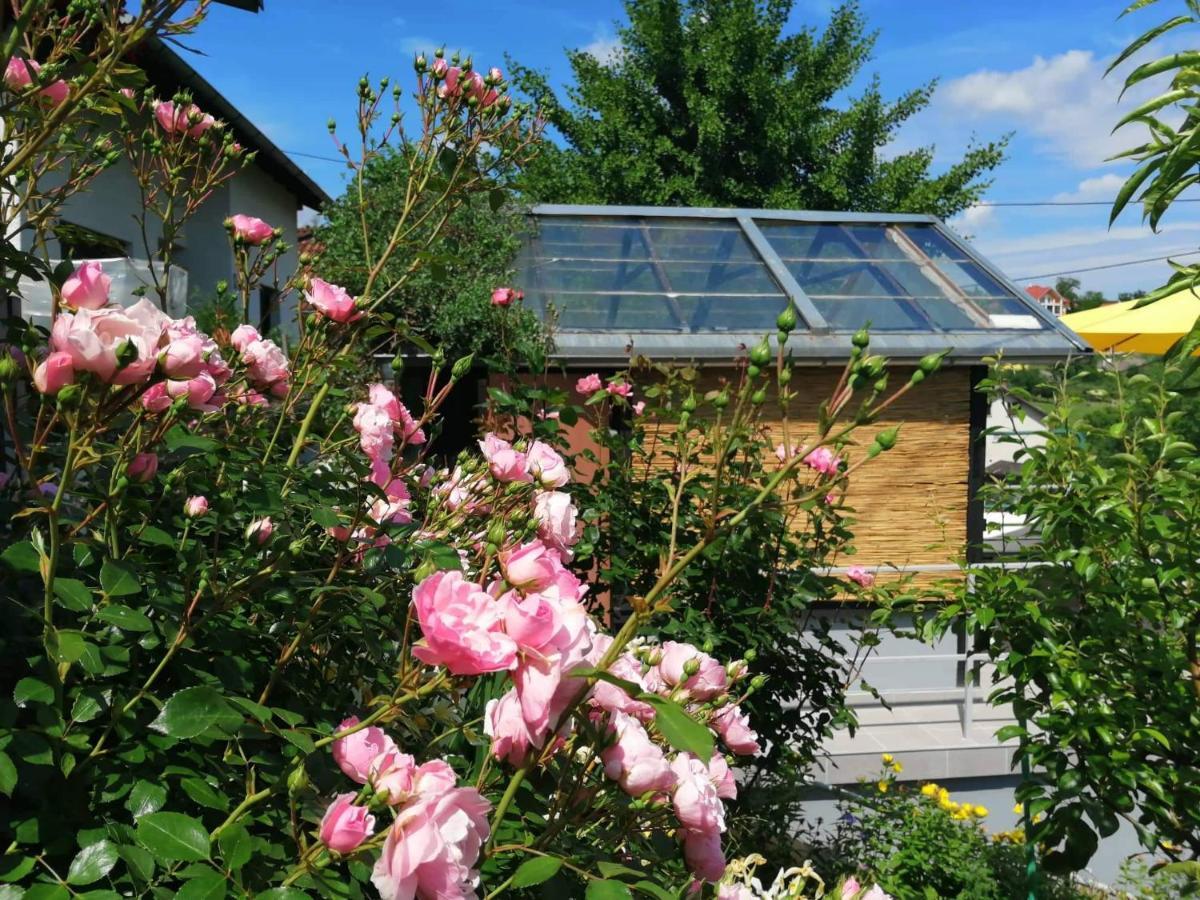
[510,0,1007,216]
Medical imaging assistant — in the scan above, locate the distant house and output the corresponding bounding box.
[1025,284,1071,316]
[12,15,329,336]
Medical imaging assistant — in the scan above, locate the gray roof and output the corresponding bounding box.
[517,204,1089,366]
[136,38,330,210]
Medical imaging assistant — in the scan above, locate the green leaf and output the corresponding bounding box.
[586,880,634,900]
[66,839,119,885]
[180,777,231,811]
[310,507,340,528]
[1,541,40,572]
[71,688,107,723]
[164,426,218,452]
[22,886,68,900]
[137,525,176,547]
[633,882,674,900]
[95,605,153,632]
[597,862,642,880]
[175,873,227,900]
[257,890,310,900]
[100,560,140,597]
[118,844,155,883]
[14,677,54,707]
[135,812,209,862]
[217,823,252,871]
[511,856,563,888]
[642,695,714,764]
[995,724,1026,743]
[49,629,88,664]
[0,751,16,796]
[1107,14,1194,74]
[53,578,93,612]
[151,686,241,739]
[0,854,35,883]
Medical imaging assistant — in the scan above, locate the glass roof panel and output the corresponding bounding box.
[518,216,794,333]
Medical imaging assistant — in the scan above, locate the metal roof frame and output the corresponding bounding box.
[524,204,1090,364]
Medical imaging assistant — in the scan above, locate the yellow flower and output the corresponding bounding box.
[973,805,989,818]
[938,788,950,803]
[920,784,937,798]
[891,762,903,774]
[881,753,894,765]
[876,780,889,793]
[1012,803,1024,816]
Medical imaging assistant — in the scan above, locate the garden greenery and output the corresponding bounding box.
[0,5,917,898]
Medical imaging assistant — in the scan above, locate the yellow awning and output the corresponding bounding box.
[1059,287,1200,354]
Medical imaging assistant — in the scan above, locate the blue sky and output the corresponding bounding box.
[184,0,1200,298]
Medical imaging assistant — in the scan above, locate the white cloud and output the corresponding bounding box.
[1052,173,1127,203]
[582,31,622,65]
[951,204,997,235]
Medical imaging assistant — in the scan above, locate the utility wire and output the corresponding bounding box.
[976,198,1200,208]
[1014,249,1200,281]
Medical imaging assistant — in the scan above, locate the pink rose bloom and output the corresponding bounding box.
[532,491,578,557]
[142,382,171,413]
[246,516,273,545]
[371,787,490,900]
[306,277,361,323]
[588,637,654,720]
[437,65,463,99]
[319,793,375,854]
[846,565,875,588]
[718,885,755,900]
[229,214,274,245]
[411,570,517,675]
[369,748,418,804]
[602,712,676,797]
[127,452,158,483]
[512,596,594,736]
[501,590,563,654]
[166,372,218,410]
[51,299,167,385]
[465,71,499,108]
[160,332,208,378]
[842,878,862,899]
[525,440,569,488]
[499,539,559,592]
[707,755,737,800]
[683,829,727,883]
[153,100,214,137]
[61,261,111,310]
[804,445,840,477]
[490,287,518,307]
[184,495,209,518]
[39,78,69,107]
[353,402,395,469]
[606,379,633,399]
[575,373,602,395]
[370,383,426,445]
[331,715,398,784]
[671,753,726,834]
[657,641,728,700]
[862,887,891,900]
[230,324,262,353]
[488,66,504,82]
[479,433,529,483]
[712,705,760,756]
[241,336,289,389]
[33,352,74,395]
[774,442,799,462]
[431,59,450,78]
[4,57,36,90]
[485,690,538,766]
[633,401,645,416]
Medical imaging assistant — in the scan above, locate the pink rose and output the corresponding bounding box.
[127,453,158,483]
[230,324,262,352]
[371,787,490,900]
[589,638,654,720]
[633,401,645,416]
[4,57,36,90]
[229,214,275,245]
[38,78,69,107]
[491,287,519,307]
[166,371,218,410]
[657,641,728,700]
[846,565,875,588]
[575,373,602,395]
[160,331,208,378]
[246,516,273,545]
[525,441,569,488]
[775,442,799,462]
[32,352,74,395]
[671,753,726,834]
[804,445,840,477]
[61,261,111,310]
[51,299,166,385]
[184,495,209,518]
[154,100,214,137]
[842,878,862,899]
[602,712,676,797]
[488,66,504,83]
[712,705,760,756]
[606,379,633,398]
[241,335,289,390]
[479,433,529,483]
[331,715,397,784]
[485,690,537,765]
[353,403,395,468]
[683,829,726,883]
[319,793,375,854]
[499,539,559,592]
[306,277,361,323]
[411,570,517,675]
[142,382,171,413]
[369,748,417,804]
[707,755,737,800]
[369,383,426,445]
[532,491,578,557]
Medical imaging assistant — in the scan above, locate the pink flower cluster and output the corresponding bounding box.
[352,383,426,487]
[573,372,636,402]
[306,277,361,324]
[432,60,502,109]
[4,57,69,106]
[153,99,217,137]
[230,324,289,400]
[325,718,491,899]
[229,214,275,245]
[490,286,522,307]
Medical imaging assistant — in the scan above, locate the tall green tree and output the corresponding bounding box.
[510,0,1007,215]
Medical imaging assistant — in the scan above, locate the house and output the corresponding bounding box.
[1026,283,1072,316]
[12,25,329,336]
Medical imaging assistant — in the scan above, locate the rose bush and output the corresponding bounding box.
[0,6,925,898]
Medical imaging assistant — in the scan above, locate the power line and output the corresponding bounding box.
[977,198,1200,208]
[283,148,345,164]
[1014,249,1200,281]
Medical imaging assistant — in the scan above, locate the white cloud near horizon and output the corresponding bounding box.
[582,31,622,65]
[1052,172,1127,203]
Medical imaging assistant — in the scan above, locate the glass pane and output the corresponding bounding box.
[898,225,972,262]
[813,298,933,331]
[525,291,788,332]
[756,223,910,261]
